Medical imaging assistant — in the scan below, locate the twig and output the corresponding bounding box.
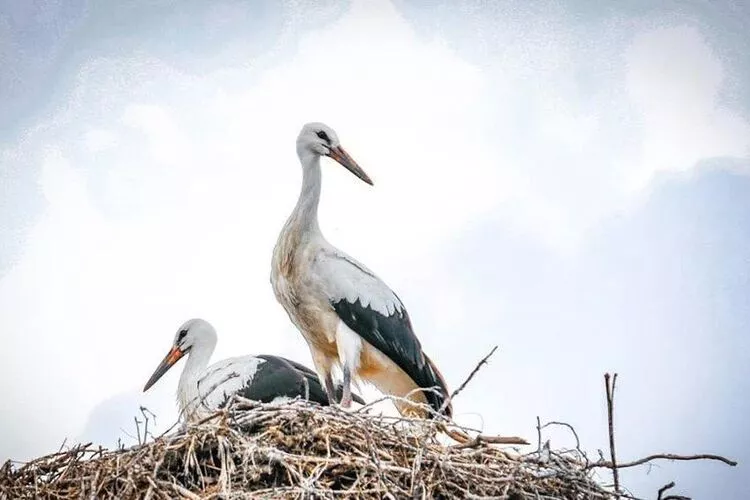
[540,421,581,453]
[120,426,138,443]
[536,416,542,453]
[657,481,690,500]
[539,420,587,465]
[447,432,529,449]
[657,481,675,499]
[604,373,619,496]
[139,406,157,444]
[439,345,498,416]
[134,416,142,446]
[588,453,738,470]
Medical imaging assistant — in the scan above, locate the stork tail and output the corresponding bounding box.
[424,354,452,418]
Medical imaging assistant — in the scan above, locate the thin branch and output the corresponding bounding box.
[604,372,619,496]
[656,481,691,500]
[588,453,738,470]
[657,481,675,498]
[56,438,68,454]
[447,431,529,448]
[432,345,527,447]
[439,345,498,415]
[139,407,157,444]
[536,416,542,453]
[658,482,676,499]
[133,416,142,446]
[119,427,137,443]
[539,420,588,466]
[540,421,581,452]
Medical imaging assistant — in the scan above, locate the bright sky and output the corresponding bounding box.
[1,0,749,498]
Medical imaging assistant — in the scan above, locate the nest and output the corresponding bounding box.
[0,398,615,499]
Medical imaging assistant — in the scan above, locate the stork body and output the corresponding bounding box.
[143,318,363,422]
[271,123,451,418]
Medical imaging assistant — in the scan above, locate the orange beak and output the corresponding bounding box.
[143,346,185,392]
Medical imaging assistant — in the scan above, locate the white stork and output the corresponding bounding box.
[271,122,452,419]
[143,318,364,422]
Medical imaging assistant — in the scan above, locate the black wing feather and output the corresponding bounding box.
[332,298,450,416]
[212,356,324,407]
[238,355,327,405]
[216,355,365,408]
[270,355,366,405]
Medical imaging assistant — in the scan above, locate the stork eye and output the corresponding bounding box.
[177,329,188,341]
[316,130,331,144]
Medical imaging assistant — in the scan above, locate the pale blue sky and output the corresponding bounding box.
[1,1,748,498]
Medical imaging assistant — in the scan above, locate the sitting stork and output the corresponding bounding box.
[143,318,364,422]
[271,122,452,419]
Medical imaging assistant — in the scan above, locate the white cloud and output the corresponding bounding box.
[625,25,750,191]
[431,16,750,252]
[82,129,118,153]
[122,104,190,166]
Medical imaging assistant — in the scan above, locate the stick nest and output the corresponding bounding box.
[0,399,615,499]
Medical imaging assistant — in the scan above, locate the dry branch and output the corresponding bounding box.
[435,345,529,446]
[656,482,690,500]
[439,344,498,416]
[0,399,608,500]
[604,372,620,496]
[588,453,738,470]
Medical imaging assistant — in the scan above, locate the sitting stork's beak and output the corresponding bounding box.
[143,345,185,391]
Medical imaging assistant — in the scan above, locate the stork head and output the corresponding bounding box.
[296,122,373,185]
[143,318,217,392]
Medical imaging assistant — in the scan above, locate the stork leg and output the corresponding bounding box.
[323,372,338,405]
[309,348,338,405]
[341,365,353,408]
[335,321,362,409]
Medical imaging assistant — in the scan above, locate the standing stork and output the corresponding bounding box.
[271,122,452,419]
[143,318,364,422]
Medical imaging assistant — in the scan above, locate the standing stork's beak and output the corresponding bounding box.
[143,346,185,392]
[328,145,373,186]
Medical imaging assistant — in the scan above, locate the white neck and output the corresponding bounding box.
[177,341,214,420]
[288,152,323,239]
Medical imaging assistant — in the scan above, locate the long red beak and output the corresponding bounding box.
[143,346,185,392]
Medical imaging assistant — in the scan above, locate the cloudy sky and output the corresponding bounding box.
[1,0,748,497]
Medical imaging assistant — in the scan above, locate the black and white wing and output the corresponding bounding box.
[196,355,363,410]
[233,355,323,404]
[195,355,265,411]
[312,248,451,416]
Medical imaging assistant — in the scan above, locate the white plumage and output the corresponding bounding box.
[184,355,263,419]
[271,122,452,418]
[315,248,404,317]
[143,318,359,423]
